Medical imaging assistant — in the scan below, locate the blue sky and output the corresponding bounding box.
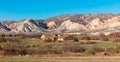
[0,0,120,21]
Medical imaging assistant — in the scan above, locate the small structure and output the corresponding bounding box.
[40,34,55,42]
[57,34,64,41]
[40,34,77,42]
[40,34,64,42]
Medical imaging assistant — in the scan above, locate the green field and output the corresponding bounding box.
[24,39,120,48]
[81,41,120,48]
[0,57,120,62]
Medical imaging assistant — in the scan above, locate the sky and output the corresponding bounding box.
[0,0,120,21]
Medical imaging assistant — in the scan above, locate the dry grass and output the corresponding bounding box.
[0,57,120,62]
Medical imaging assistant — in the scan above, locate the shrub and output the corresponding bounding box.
[84,49,95,55]
[105,47,120,54]
[113,38,120,43]
[0,42,28,56]
[106,46,120,54]
[0,37,6,42]
[92,46,104,52]
[115,46,120,53]
[80,41,96,44]
[80,36,91,40]
[73,37,79,42]
[103,52,111,56]
[44,44,54,49]
[19,48,28,56]
[0,37,22,43]
[28,49,62,55]
[86,41,97,44]
[52,46,62,51]
[90,36,100,40]
[100,36,109,41]
[62,43,85,53]
[0,34,5,37]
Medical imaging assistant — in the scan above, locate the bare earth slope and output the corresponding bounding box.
[0,14,120,33]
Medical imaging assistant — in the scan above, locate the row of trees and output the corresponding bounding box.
[108,32,120,38]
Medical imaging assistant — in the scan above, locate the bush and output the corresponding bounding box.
[80,41,96,44]
[84,49,95,55]
[115,46,120,53]
[0,42,28,56]
[28,49,62,55]
[113,38,120,43]
[52,46,62,51]
[80,36,91,40]
[105,47,119,54]
[100,36,109,41]
[90,36,100,40]
[92,46,104,52]
[62,43,85,53]
[0,37,22,43]
[86,41,97,44]
[44,44,54,49]
[0,37,6,42]
[106,46,120,54]
[73,37,79,42]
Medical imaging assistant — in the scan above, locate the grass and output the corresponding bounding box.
[23,39,38,45]
[81,41,120,48]
[23,39,62,50]
[23,39,120,50]
[0,57,120,62]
